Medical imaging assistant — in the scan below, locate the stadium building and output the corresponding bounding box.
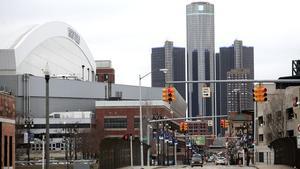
[0,22,186,161]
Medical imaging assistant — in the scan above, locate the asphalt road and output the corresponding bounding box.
[120,164,256,169]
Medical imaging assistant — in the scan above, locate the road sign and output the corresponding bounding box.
[208,120,213,127]
[193,135,205,146]
[202,87,211,98]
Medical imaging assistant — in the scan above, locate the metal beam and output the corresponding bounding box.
[166,79,300,84]
[148,115,228,123]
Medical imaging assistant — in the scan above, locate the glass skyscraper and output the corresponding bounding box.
[151,41,186,99]
[186,2,215,117]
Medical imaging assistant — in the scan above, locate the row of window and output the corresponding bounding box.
[31,143,65,151]
[104,118,140,129]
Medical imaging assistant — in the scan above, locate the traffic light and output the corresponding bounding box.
[224,120,229,128]
[162,87,169,102]
[253,85,267,102]
[179,122,184,132]
[220,119,225,128]
[122,134,130,141]
[167,86,176,102]
[183,122,188,131]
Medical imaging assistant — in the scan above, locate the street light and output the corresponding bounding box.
[147,124,152,166]
[139,68,167,168]
[24,118,34,163]
[43,63,50,169]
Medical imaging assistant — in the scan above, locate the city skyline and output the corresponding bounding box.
[1,0,300,86]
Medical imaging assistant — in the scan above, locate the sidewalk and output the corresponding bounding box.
[255,164,296,169]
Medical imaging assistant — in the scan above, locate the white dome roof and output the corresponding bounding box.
[0,21,96,81]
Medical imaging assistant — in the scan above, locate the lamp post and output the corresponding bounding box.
[139,68,167,168]
[24,118,34,163]
[147,124,152,166]
[44,64,50,169]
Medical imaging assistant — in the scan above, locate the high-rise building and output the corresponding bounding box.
[151,41,186,99]
[216,40,254,124]
[186,2,215,117]
[227,69,253,113]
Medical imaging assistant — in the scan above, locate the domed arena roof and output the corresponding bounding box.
[0,21,96,81]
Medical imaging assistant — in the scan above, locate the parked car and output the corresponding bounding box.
[207,155,215,162]
[215,157,228,165]
[191,154,203,167]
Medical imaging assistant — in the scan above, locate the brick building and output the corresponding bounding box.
[0,91,15,169]
[95,100,179,139]
[95,60,115,83]
[95,100,185,165]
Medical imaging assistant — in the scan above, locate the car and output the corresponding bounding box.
[207,155,215,162]
[190,154,203,167]
[215,157,227,165]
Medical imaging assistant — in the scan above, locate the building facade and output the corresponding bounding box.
[227,69,253,113]
[255,84,300,165]
[151,41,186,99]
[186,2,215,117]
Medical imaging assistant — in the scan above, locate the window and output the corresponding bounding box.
[134,118,139,128]
[104,118,127,128]
[9,136,12,166]
[4,136,7,167]
[286,108,294,120]
[258,116,264,126]
[259,134,264,142]
[287,130,294,137]
[259,152,264,162]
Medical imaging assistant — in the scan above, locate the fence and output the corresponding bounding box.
[98,138,149,169]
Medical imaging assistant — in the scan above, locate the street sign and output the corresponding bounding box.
[202,87,211,98]
[297,136,300,149]
[193,135,205,146]
[208,120,213,127]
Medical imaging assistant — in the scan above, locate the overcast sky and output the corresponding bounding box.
[1,0,300,86]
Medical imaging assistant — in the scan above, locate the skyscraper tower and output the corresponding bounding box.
[216,40,254,134]
[186,2,215,117]
[151,41,186,99]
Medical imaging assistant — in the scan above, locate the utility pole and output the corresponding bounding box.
[174,131,177,166]
[45,68,50,169]
[130,134,133,167]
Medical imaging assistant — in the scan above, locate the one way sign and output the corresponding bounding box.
[202,87,211,98]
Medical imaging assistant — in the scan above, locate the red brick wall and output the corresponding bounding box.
[0,93,16,119]
[0,92,15,168]
[96,68,115,83]
[95,106,172,139]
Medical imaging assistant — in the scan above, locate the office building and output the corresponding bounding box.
[186,2,215,117]
[227,69,253,112]
[216,40,254,113]
[151,41,186,99]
